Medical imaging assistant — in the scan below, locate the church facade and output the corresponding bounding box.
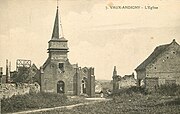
[40,7,95,97]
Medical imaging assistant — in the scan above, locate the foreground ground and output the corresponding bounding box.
[14,94,180,114]
[2,87,180,114]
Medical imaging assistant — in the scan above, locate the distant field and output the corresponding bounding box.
[96,79,113,90]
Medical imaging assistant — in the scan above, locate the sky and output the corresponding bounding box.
[0,0,180,80]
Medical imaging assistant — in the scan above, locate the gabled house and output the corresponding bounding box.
[135,39,180,90]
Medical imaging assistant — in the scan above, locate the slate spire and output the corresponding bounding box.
[52,6,59,39]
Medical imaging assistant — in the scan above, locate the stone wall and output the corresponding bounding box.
[118,76,137,89]
[146,43,180,85]
[86,68,95,97]
[0,83,40,99]
[41,59,76,94]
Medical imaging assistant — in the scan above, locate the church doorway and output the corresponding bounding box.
[57,81,65,93]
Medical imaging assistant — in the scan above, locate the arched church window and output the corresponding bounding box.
[81,79,86,94]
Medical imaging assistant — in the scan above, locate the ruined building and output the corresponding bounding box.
[112,66,121,93]
[40,6,95,97]
[135,39,180,90]
[118,73,136,89]
[112,66,136,93]
[0,60,12,84]
[9,59,40,84]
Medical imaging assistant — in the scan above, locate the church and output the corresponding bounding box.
[40,6,95,97]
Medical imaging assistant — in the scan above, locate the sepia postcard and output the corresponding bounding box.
[0,0,180,114]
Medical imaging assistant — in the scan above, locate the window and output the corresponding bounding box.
[83,69,87,73]
[59,63,65,73]
[59,63,64,69]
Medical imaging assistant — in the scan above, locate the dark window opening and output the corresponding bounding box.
[154,67,156,69]
[59,63,65,73]
[83,69,87,73]
[167,57,169,59]
[59,63,64,69]
[173,52,176,54]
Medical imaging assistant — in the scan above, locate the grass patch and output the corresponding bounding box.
[55,94,180,114]
[1,92,79,113]
[46,84,180,114]
[112,86,147,96]
[155,84,180,96]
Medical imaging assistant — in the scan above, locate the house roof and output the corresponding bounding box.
[135,39,179,71]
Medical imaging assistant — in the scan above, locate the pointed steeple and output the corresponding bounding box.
[48,2,69,60]
[52,6,59,39]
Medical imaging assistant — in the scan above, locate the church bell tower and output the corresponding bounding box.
[48,6,69,62]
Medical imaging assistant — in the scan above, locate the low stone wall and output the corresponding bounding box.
[0,83,40,99]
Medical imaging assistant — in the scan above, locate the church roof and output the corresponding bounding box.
[52,7,59,39]
[51,6,66,41]
[135,39,179,71]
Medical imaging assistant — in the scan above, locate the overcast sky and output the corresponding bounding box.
[0,0,180,80]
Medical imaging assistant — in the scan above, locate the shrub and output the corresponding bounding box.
[113,86,146,96]
[1,92,68,113]
[165,97,180,106]
[155,84,180,96]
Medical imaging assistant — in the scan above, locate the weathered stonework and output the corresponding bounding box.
[118,74,137,89]
[135,39,180,90]
[112,66,136,93]
[112,66,120,93]
[40,7,95,97]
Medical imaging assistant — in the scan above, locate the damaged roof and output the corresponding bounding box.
[135,39,179,71]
